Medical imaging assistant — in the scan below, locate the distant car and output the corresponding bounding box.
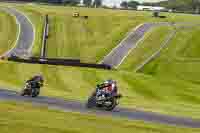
[73,12,79,17]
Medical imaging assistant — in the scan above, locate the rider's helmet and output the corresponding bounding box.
[104,79,116,85]
[103,80,111,86]
[34,74,44,83]
[103,79,117,92]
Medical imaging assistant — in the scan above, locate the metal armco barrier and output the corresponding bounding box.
[8,56,112,70]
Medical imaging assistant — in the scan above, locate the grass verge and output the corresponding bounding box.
[0,10,17,55]
[0,101,199,133]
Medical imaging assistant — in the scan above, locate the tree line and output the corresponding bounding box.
[139,0,200,13]
[120,1,139,9]
[6,0,200,13]
[156,0,200,13]
[6,0,103,7]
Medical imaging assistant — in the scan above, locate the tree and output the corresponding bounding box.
[120,1,128,9]
[192,0,200,13]
[63,0,80,6]
[127,1,139,9]
[157,0,200,12]
[83,0,92,7]
[93,0,102,8]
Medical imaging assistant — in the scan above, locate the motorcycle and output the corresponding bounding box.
[20,81,40,97]
[86,88,122,111]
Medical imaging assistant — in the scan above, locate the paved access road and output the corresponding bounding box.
[1,7,34,58]
[0,88,200,128]
[101,23,169,68]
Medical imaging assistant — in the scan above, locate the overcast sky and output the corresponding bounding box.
[103,0,164,7]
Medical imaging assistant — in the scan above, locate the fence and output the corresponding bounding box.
[8,56,112,70]
[41,14,49,58]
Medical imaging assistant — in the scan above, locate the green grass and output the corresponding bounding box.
[0,10,17,55]
[0,101,200,133]
[140,26,200,82]
[46,15,81,59]
[174,26,200,58]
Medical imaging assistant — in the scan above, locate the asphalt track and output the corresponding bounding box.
[0,88,200,128]
[101,22,170,68]
[0,7,34,58]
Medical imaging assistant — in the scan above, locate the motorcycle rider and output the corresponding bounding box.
[26,74,44,90]
[96,79,118,99]
[87,79,122,110]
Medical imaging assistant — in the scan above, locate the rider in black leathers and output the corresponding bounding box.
[26,74,44,89]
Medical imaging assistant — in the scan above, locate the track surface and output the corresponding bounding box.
[1,7,34,58]
[0,88,200,128]
[101,22,169,68]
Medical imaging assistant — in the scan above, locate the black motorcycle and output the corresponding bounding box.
[20,81,41,97]
[86,88,122,111]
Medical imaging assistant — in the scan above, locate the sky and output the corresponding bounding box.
[103,0,164,7]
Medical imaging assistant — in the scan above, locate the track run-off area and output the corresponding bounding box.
[0,88,200,128]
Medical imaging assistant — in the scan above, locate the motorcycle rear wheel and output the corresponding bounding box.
[31,89,39,97]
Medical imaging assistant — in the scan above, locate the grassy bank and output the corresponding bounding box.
[0,101,199,133]
[0,10,17,55]
[141,26,200,83]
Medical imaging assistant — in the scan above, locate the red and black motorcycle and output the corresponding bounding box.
[86,81,122,111]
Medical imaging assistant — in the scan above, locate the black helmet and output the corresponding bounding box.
[35,74,44,82]
[104,79,116,85]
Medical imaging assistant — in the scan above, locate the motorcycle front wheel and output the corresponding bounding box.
[20,88,29,96]
[86,95,96,108]
[105,98,117,111]
[20,89,26,96]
